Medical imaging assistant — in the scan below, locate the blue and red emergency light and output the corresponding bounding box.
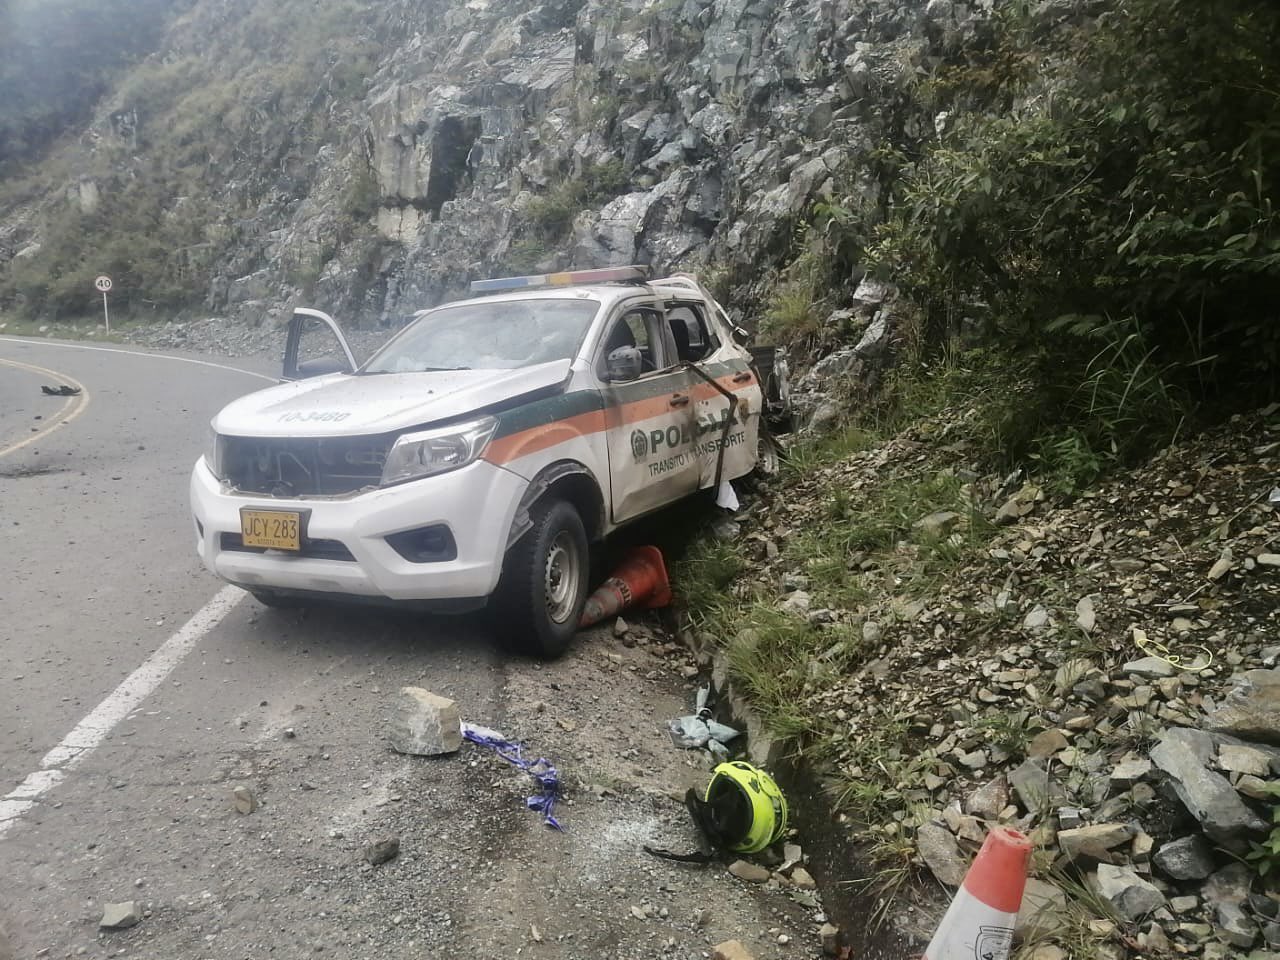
[469,265,650,294]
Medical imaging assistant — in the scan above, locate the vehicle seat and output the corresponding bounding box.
[669,316,691,363]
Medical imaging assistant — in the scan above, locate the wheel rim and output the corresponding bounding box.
[544,531,582,625]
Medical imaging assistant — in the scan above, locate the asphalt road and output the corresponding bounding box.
[0,337,820,960]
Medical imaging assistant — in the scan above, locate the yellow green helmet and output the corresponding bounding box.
[704,761,788,854]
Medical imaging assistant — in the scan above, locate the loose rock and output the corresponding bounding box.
[1149,727,1267,848]
[711,940,755,960]
[100,902,142,930]
[1152,835,1216,880]
[1092,863,1166,920]
[916,820,969,886]
[388,687,462,756]
[364,837,400,865]
[231,784,256,815]
[728,860,770,883]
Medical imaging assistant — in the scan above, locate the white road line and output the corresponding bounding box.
[0,585,246,839]
[0,336,276,382]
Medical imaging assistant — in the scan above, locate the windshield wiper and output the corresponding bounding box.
[360,366,471,375]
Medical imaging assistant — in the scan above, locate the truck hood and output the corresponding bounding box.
[212,360,573,438]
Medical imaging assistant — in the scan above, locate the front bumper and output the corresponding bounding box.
[189,458,526,601]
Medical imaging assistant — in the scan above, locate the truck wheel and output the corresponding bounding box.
[495,499,588,659]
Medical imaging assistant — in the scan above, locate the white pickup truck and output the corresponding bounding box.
[190,266,787,657]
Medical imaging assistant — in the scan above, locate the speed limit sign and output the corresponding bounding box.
[95,275,113,331]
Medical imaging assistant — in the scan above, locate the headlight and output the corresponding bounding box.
[381,416,498,486]
[205,427,225,479]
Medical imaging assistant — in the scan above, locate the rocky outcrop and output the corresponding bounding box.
[0,0,971,331]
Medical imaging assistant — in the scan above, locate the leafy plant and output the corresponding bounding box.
[1246,785,1280,880]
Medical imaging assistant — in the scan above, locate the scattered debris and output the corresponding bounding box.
[461,723,561,829]
[40,384,81,397]
[363,837,400,866]
[388,687,462,756]
[668,682,741,753]
[99,902,142,930]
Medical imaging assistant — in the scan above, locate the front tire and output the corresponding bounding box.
[494,499,589,659]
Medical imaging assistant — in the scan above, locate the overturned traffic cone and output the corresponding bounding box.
[923,827,1031,960]
[579,546,672,628]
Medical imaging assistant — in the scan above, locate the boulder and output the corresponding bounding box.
[1205,669,1280,745]
[1015,877,1068,940]
[916,820,969,887]
[1057,823,1136,865]
[1218,743,1274,777]
[1204,863,1259,949]
[1152,835,1216,880]
[1149,727,1266,849]
[388,687,462,756]
[1092,864,1166,920]
[1009,757,1064,813]
[966,776,1009,819]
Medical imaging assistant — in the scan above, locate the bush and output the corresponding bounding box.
[868,0,1280,394]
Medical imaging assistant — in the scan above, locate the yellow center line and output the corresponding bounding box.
[0,357,92,459]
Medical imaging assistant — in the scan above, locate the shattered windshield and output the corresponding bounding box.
[361,298,599,373]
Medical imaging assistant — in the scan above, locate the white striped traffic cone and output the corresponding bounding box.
[923,827,1032,960]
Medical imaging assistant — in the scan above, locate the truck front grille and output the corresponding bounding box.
[222,435,391,496]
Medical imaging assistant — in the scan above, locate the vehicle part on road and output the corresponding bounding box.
[461,722,562,829]
[39,383,81,396]
[923,827,1030,960]
[668,715,742,750]
[495,499,588,658]
[715,477,740,511]
[643,762,788,863]
[669,681,741,752]
[578,545,672,628]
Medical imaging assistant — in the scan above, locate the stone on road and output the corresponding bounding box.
[100,901,142,930]
[388,687,462,755]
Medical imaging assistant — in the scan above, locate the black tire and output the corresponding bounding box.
[494,499,589,659]
[250,588,302,609]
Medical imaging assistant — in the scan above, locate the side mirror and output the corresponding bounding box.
[606,346,643,382]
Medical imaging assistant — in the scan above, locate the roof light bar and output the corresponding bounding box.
[470,265,650,294]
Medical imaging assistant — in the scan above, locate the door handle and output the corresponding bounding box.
[732,372,753,384]
[669,394,690,408]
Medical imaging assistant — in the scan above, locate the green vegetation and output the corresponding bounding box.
[0,0,384,322]
[521,159,631,240]
[866,0,1278,473]
[1246,785,1280,881]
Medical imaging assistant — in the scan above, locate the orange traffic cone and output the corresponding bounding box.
[923,827,1032,960]
[579,546,673,628]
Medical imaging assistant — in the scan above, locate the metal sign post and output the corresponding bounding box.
[95,275,112,333]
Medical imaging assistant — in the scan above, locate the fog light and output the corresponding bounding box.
[386,525,457,563]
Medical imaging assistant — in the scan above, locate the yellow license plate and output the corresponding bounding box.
[240,509,302,551]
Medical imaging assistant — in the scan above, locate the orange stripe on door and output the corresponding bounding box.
[483,372,756,467]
